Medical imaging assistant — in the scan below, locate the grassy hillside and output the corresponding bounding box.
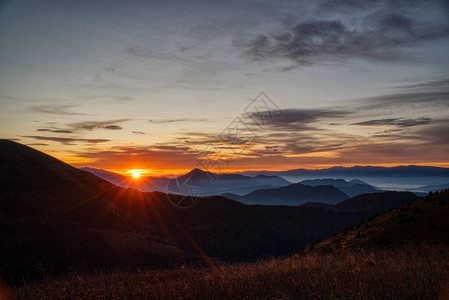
[311,189,449,252]
[8,245,449,299]
[7,190,449,299]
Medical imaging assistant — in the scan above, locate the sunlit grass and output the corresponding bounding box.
[10,244,449,299]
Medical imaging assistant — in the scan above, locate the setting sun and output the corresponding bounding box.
[127,169,147,179]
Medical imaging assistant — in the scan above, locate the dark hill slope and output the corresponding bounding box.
[0,139,109,192]
[301,191,418,216]
[332,191,417,214]
[312,189,449,252]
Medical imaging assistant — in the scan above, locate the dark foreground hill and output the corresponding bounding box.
[311,189,449,252]
[0,140,393,285]
[301,191,418,216]
[9,192,449,299]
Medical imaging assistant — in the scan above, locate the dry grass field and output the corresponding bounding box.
[6,244,449,300]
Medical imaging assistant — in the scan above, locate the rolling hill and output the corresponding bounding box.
[300,178,381,197]
[300,191,418,217]
[223,182,349,205]
[311,189,449,252]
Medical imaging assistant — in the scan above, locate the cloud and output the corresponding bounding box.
[394,78,449,93]
[23,136,110,145]
[34,119,132,134]
[356,92,449,111]
[149,117,211,124]
[37,129,73,133]
[102,125,122,130]
[418,125,449,145]
[243,108,351,131]
[132,131,146,135]
[30,104,85,115]
[242,1,449,67]
[67,119,131,131]
[151,145,192,151]
[351,117,432,127]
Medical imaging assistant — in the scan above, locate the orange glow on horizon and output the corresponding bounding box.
[97,161,449,177]
[63,157,449,175]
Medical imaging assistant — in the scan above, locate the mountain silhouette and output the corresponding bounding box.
[300,178,381,197]
[223,182,349,205]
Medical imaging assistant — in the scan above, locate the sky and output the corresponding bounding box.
[1,0,449,176]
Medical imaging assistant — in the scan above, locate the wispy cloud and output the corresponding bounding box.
[351,117,432,127]
[34,119,133,134]
[243,108,351,131]
[30,104,85,115]
[67,119,132,131]
[23,136,110,145]
[37,128,73,133]
[102,125,122,130]
[395,78,449,91]
[359,92,449,111]
[149,117,212,124]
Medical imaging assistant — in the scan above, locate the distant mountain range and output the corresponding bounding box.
[299,178,380,197]
[172,168,291,195]
[84,168,384,203]
[236,165,449,177]
[81,167,291,196]
[223,183,348,205]
[408,183,449,193]
[83,165,449,197]
[223,178,382,205]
